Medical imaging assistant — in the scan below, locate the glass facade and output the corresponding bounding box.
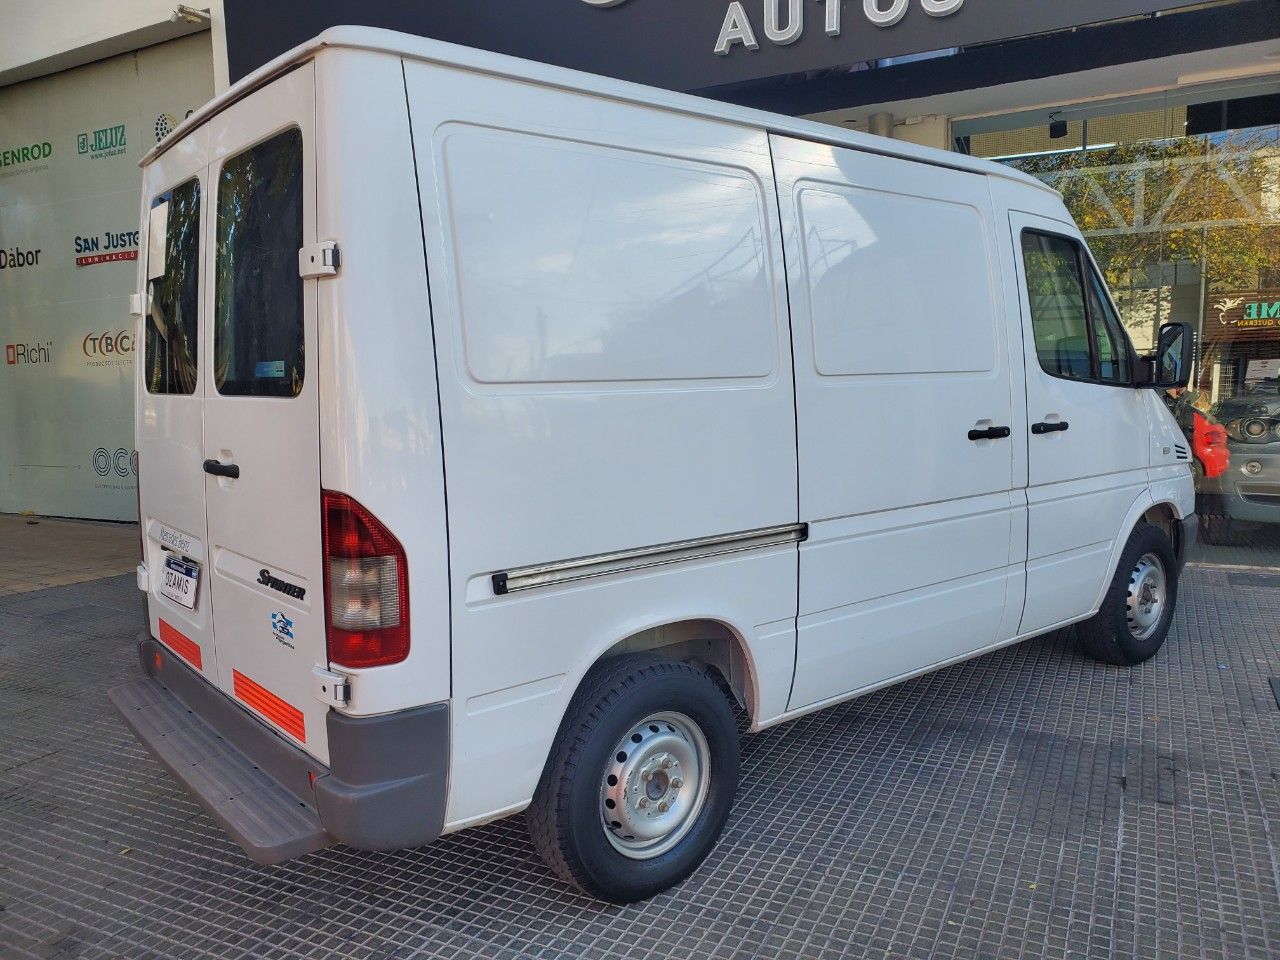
[959,86,1280,564]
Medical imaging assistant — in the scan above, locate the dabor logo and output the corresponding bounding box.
[92,447,139,478]
[6,341,52,365]
[0,246,41,269]
[74,229,138,267]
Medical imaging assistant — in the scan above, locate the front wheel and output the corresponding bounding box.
[527,653,740,903]
[1076,523,1178,666]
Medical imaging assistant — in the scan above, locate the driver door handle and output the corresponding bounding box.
[1031,421,1070,434]
[203,459,240,479]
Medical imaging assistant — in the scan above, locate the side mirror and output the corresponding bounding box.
[1136,322,1194,389]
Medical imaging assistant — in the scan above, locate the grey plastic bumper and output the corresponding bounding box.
[109,636,448,865]
[1178,514,1198,570]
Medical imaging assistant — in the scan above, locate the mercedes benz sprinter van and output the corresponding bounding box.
[110,27,1197,903]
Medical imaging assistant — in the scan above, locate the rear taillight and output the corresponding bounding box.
[321,490,409,668]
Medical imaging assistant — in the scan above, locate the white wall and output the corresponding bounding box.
[0,33,214,520]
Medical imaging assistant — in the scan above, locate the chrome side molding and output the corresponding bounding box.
[491,523,808,596]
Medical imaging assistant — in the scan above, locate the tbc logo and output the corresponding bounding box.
[6,341,52,365]
[93,447,138,478]
[83,330,135,358]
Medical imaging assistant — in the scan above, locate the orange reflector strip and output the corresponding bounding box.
[232,669,306,743]
[158,619,202,670]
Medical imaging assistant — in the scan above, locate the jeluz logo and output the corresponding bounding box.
[6,341,52,366]
[77,124,126,160]
[74,229,139,267]
[82,330,135,367]
[271,612,296,647]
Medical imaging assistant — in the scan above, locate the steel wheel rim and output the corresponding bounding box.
[599,711,710,860]
[1126,551,1167,641]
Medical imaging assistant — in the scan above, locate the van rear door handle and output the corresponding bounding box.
[1031,421,1070,434]
[967,426,1011,441]
[203,459,240,479]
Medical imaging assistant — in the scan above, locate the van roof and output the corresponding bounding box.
[143,25,1055,196]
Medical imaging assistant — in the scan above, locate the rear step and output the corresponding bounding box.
[109,642,332,865]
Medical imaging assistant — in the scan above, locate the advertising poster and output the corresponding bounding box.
[0,33,213,520]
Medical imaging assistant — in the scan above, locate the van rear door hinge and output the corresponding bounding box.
[299,240,340,278]
[312,665,351,706]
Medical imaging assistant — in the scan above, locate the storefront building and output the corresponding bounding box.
[2,0,1278,527]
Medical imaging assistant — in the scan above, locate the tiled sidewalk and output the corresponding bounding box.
[2,566,1279,959]
[0,514,138,595]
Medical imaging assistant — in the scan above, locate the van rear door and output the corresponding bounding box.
[197,64,330,763]
[139,129,216,684]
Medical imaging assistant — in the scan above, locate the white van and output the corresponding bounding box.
[110,27,1197,903]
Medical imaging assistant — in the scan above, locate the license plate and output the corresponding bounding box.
[160,555,200,610]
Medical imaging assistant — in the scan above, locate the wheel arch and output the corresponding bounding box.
[1090,491,1187,613]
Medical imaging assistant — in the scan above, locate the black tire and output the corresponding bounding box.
[526,653,740,903]
[1198,513,1235,546]
[1077,523,1178,666]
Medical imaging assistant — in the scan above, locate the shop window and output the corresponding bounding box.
[145,178,201,395]
[214,128,304,398]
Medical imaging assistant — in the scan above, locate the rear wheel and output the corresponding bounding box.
[527,653,739,903]
[1077,523,1178,665]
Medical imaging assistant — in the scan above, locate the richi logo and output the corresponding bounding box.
[5,340,53,366]
[74,229,139,267]
[579,0,966,55]
[82,329,135,367]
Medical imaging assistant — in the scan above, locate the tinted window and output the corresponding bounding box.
[214,128,303,397]
[1087,270,1131,384]
[1021,231,1092,380]
[145,178,200,395]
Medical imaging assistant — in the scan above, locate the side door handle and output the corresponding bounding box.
[1031,421,1070,434]
[203,459,240,479]
[967,426,1012,441]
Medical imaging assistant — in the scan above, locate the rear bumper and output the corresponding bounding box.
[109,636,448,865]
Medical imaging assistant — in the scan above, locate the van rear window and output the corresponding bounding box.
[145,178,201,395]
[214,128,304,398]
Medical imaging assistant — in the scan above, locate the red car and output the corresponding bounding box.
[1192,410,1229,479]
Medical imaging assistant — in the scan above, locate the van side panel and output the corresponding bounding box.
[771,135,1025,711]
[315,50,452,712]
[404,61,799,827]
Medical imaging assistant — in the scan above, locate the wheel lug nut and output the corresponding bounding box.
[637,797,648,808]
[661,758,673,770]
[671,777,683,788]
[641,770,652,781]
[658,801,669,812]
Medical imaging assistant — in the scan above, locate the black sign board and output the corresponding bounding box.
[223,1,1211,93]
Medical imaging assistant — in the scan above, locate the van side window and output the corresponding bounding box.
[1020,231,1092,381]
[1087,270,1131,384]
[214,128,304,397]
[145,179,201,395]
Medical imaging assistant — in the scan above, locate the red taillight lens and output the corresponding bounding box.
[321,490,409,668]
